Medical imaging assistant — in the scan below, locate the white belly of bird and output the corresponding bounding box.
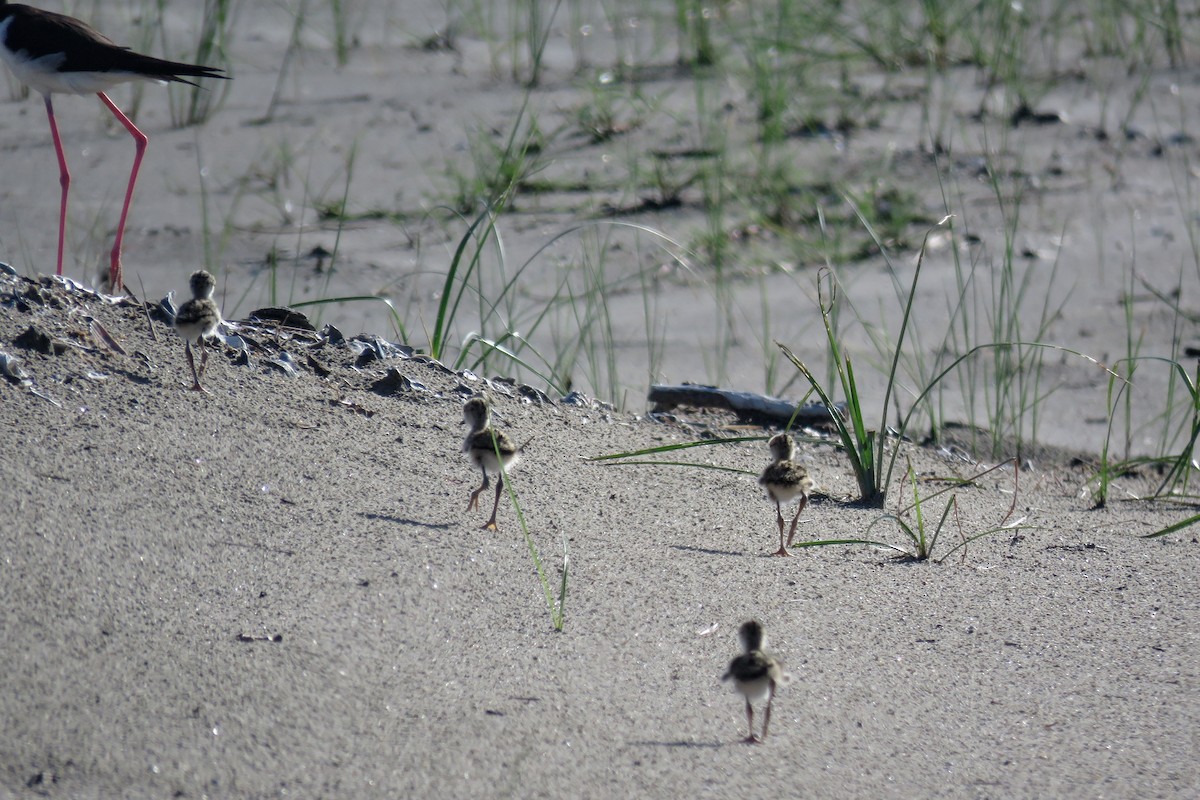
[767,482,805,504]
[474,450,518,473]
[174,316,218,343]
[734,674,772,704]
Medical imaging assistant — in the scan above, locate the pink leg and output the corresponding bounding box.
[784,495,810,550]
[42,95,71,277]
[771,501,790,557]
[97,92,148,292]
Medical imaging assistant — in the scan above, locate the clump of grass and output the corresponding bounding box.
[1093,356,1200,508]
[590,436,1026,563]
[674,0,719,68]
[793,458,1023,562]
[328,0,358,68]
[256,0,309,124]
[777,220,950,505]
[780,213,1114,506]
[142,0,237,128]
[424,191,688,401]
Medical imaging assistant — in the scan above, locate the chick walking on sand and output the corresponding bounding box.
[173,270,221,393]
[722,620,787,743]
[462,396,520,531]
[758,433,814,557]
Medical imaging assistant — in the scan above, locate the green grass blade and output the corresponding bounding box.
[790,537,910,555]
[596,460,758,476]
[589,436,766,462]
[430,205,496,360]
[777,342,874,501]
[1141,513,1200,539]
[495,436,565,630]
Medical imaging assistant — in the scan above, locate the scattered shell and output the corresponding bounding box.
[333,397,375,416]
[89,320,127,355]
[561,391,614,411]
[249,307,316,331]
[1,352,60,405]
[371,368,422,395]
[0,352,31,385]
[215,332,248,353]
[518,384,553,404]
[307,355,331,378]
[348,335,414,363]
[562,391,596,407]
[319,323,346,345]
[354,347,381,368]
[157,293,177,324]
[264,352,300,377]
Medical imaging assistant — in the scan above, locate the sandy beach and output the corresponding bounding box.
[1,270,1197,797]
[2,1,1199,797]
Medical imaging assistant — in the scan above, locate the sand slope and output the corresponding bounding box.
[1,273,1197,798]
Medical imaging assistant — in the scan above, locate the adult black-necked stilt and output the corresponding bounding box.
[0,2,227,291]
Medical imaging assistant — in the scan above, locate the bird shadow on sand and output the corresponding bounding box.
[628,739,724,749]
[670,544,746,557]
[361,512,452,530]
[112,367,153,386]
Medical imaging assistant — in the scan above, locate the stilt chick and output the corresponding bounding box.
[722,620,786,743]
[462,397,520,530]
[758,433,814,556]
[173,270,221,393]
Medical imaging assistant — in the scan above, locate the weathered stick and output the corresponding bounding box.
[648,384,840,427]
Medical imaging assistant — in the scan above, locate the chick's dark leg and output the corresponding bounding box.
[743,699,759,743]
[759,683,776,741]
[483,473,504,531]
[467,468,489,512]
[185,341,207,393]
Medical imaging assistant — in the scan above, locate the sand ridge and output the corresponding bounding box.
[1,271,1197,797]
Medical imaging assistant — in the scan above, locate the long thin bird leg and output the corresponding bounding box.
[97,92,148,293]
[772,500,790,557]
[197,341,210,378]
[43,95,71,278]
[742,699,759,743]
[784,495,810,550]
[185,341,207,393]
[760,684,776,741]
[483,473,504,531]
[467,469,489,512]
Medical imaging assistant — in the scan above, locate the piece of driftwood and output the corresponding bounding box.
[648,384,841,428]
